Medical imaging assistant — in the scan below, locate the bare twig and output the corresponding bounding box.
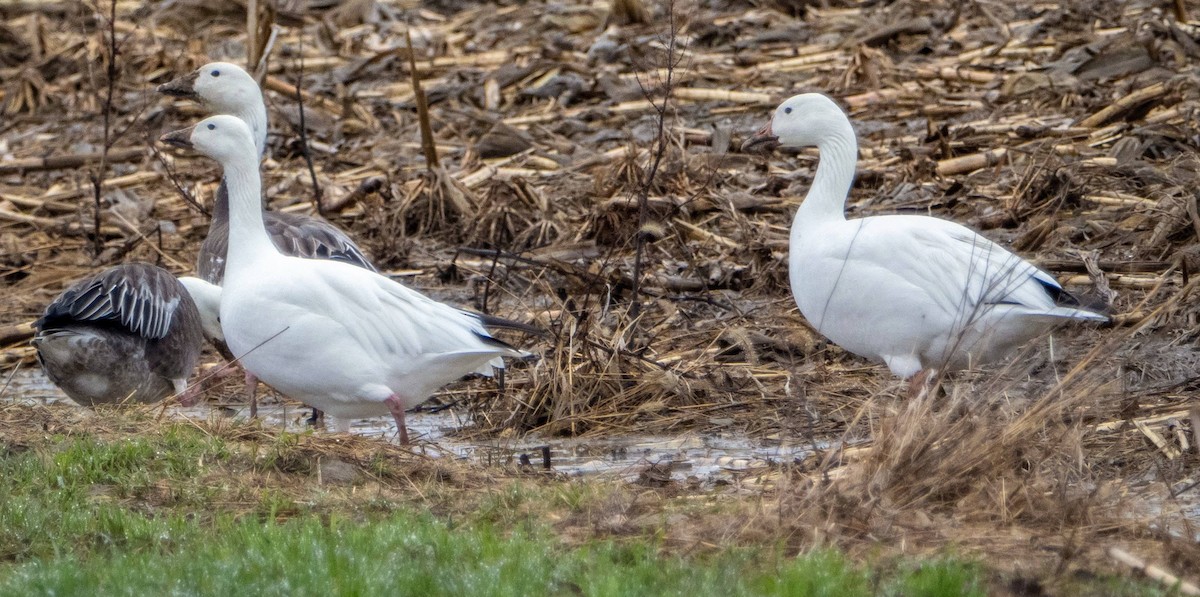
[246,0,277,82]
[148,141,207,216]
[628,0,685,324]
[293,34,323,214]
[0,361,21,400]
[1171,0,1189,22]
[1077,82,1168,128]
[936,148,1007,176]
[320,176,383,213]
[247,0,260,73]
[0,147,143,175]
[1190,405,1200,455]
[480,241,503,314]
[89,0,120,258]
[406,25,439,171]
[0,322,35,346]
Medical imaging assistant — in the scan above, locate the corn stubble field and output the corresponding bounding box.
[1,0,1199,594]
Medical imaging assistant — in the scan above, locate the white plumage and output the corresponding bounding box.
[161,115,531,442]
[177,276,223,342]
[159,61,377,420]
[157,62,376,284]
[743,93,1107,381]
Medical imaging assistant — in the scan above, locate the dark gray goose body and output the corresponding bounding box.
[33,263,204,406]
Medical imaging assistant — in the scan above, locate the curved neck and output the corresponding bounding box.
[219,153,276,276]
[792,123,857,243]
[230,101,268,160]
[211,94,266,229]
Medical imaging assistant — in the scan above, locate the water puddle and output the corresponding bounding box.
[1125,479,1200,543]
[2,367,816,486]
[9,369,1196,533]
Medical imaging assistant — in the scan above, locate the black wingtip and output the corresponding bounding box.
[475,312,548,337]
[1036,277,1112,323]
[472,330,521,352]
[1035,278,1078,306]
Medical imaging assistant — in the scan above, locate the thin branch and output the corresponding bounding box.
[1171,0,1189,22]
[628,0,683,323]
[248,1,278,84]
[293,33,323,214]
[148,140,207,216]
[90,0,119,259]
[0,148,142,175]
[480,233,504,313]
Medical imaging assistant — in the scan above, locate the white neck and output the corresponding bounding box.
[791,120,858,248]
[211,98,268,225]
[220,152,277,278]
[230,100,269,160]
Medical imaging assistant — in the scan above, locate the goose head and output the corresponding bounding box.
[158,62,261,115]
[177,276,223,342]
[742,93,850,152]
[160,114,258,167]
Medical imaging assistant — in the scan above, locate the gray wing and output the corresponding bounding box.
[264,210,376,272]
[200,211,375,284]
[197,222,229,285]
[36,263,186,340]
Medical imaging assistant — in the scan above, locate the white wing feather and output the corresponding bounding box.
[791,214,1105,376]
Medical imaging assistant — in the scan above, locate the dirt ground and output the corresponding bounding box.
[2,0,1200,592]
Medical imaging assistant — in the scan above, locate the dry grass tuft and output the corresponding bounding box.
[764,281,1200,573]
[470,296,749,436]
[393,167,478,238]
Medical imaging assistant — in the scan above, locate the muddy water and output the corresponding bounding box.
[2,367,817,486]
[9,368,1197,538]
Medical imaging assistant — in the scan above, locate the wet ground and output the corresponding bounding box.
[2,367,819,488]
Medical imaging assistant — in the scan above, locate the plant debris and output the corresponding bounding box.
[2,0,1200,588]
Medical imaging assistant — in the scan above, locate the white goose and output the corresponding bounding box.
[157,61,375,282]
[742,93,1108,387]
[159,61,374,420]
[33,263,204,406]
[160,116,534,443]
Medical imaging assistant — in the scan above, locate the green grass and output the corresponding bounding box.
[883,557,986,597]
[0,423,1172,596]
[0,512,945,597]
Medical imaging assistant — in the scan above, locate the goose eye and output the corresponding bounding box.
[207,123,215,130]
[784,107,792,114]
[211,70,220,77]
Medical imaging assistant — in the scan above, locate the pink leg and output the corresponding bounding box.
[212,367,242,379]
[385,395,410,445]
[907,369,935,399]
[245,371,259,418]
[179,387,198,407]
[175,379,199,407]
